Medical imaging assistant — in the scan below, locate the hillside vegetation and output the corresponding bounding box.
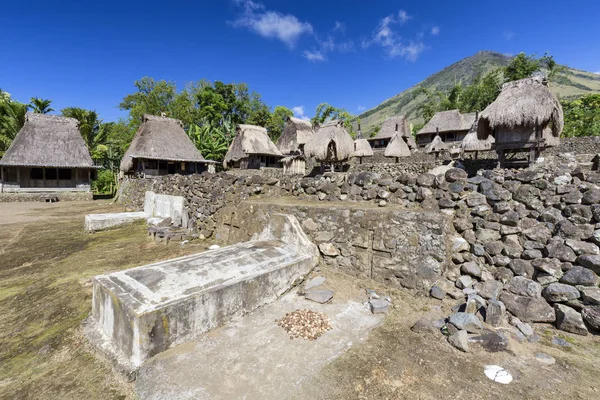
[359,51,600,134]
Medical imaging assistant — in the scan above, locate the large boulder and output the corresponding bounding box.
[577,255,600,274]
[560,266,599,286]
[445,168,468,183]
[555,304,588,336]
[581,306,600,330]
[542,283,581,302]
[500,292,556,322]
[505,276,542,298]
[448,312,483,333]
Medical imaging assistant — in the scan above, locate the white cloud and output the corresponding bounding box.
[292,106,310,121]
[363,12,426,61]
[333,21,345,33]
[231,0,313,48]
[398,10,411,25]
[431,26,440,35]
[595,71,600,75]
[503,31,515,41]
[357,105,366,112]
[303,50,326,62]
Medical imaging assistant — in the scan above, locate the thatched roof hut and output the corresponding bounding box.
[0,113,94,168]
[120,114,208,173]
[224,124,283,169]
[461,117,495,152]
[425,134,449,154]
[417,110,476,147]
[304,120,354,163]
[384,133,411,159]
[276,116,314,155]
[353,129,374,158]
[477,77,563,147]
[369,115,416,149]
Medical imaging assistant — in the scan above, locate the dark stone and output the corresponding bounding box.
[563,205,593,224]
[521,249,543,260]
[494,267,514,283]
[448,312,483,333]
[508,259,534,279]
[577,255,600,274]
[545,242,577,262]
[581,306,600,330]
[542,283,581,302]
[505,276,542,298]
[555,304,588,336]
[430,285,446,300]
[560,266,599,286]
[416,173,435,187]
[513,185,540,204]
[500,292,556,323]
[582,189,600,205]
[445,168,468,182]
[500,211,520,227]
[448,182,464,193]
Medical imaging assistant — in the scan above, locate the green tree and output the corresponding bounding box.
[265,106,293,141]
[311,103,357,135]
[504,53,541,83]
[119,77,180,126]
[61,107,106,158]
[29,97,54,114]
[0,96,27,156]
[187,118,233,162]
[561,94,600,137]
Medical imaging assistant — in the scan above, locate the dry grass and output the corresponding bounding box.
[0,202,210,399]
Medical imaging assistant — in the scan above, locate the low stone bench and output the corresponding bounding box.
[84,211,149,232]
[85,191,187,232]
[86,214,318,371]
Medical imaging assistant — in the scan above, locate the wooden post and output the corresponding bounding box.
[529,147,536,168]
[0,167,3,193]
[56,167,59,188]
[17,167,21,189]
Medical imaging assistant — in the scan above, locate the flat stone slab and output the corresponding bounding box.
[135,290,383,400]
[87,214,319,370]
[84,211,149,232]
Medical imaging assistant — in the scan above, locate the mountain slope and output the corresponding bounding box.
[358,51,600,135]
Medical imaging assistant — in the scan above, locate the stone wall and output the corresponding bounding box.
[0,191,93,202]
[214,200,451,291]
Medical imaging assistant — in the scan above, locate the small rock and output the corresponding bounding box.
[551,336,572,347]
[411,318,439,334]
[517,322,534,337]
[581,306,600,330]
[535,353,556,365]
[577,255,600,274]
[455,275,473,289]
[369,298,389,314]
[318,243,339,257]
[448,312,483,333]
[461,262,482,279]
[447,330,470,352]
[580,287,600,305]
[305,289,334,304]
[486,299,505,327]
[208,244,220,250]
[304,277,326,291]
[430,285,446,300]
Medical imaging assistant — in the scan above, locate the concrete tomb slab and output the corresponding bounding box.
[84,211,149,232]
[85,191,185,232]
[86,214,319,371]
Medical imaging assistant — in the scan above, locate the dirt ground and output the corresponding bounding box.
[1,201,600,399]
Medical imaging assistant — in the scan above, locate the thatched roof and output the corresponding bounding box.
[461,119,494,151]
[304,120,354,162]
[417,110,477,136]
[354,130,374,157]
[120,114,207,172]
[370,115,411,141]
[384,133,411,158]
[276,116,314,155]
[477,77,564,140]
[0,113,95,168]
[425,135,449,153]
[223,124,283,167]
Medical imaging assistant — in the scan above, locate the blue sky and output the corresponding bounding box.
[1,0,599,122]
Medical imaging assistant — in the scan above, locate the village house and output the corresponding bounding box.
[120,114,212,177]
[223,124,283,169]
[476,76,563,167]
[276,116,314,175]
[417,110,477,147]
[353,126,374,164]
[0,113,97,194]
[368,115,416,149]
[304,120,354,171]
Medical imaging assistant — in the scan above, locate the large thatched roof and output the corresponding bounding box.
[384,133,411,158]
[354,130,374,158]
[223,124,283,167]
[425,134,449,153]
[477,77,564,139]
[0,113,95,168]
[304,120,354,162]
[276,116,314,155]
[120,114,207,172]
[370,115,411,141]
[417,110,477,136]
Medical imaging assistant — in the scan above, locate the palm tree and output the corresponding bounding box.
[0,100,27,156]
[29,97,54,114]
[61,107,103,150]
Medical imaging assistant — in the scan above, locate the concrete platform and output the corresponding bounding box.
[135,289,383,400]
[84,211,149,232]
[85,191,186,232]
[86,214,319,370]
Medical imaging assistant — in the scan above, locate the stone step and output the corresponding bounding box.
[86,214,319,371]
